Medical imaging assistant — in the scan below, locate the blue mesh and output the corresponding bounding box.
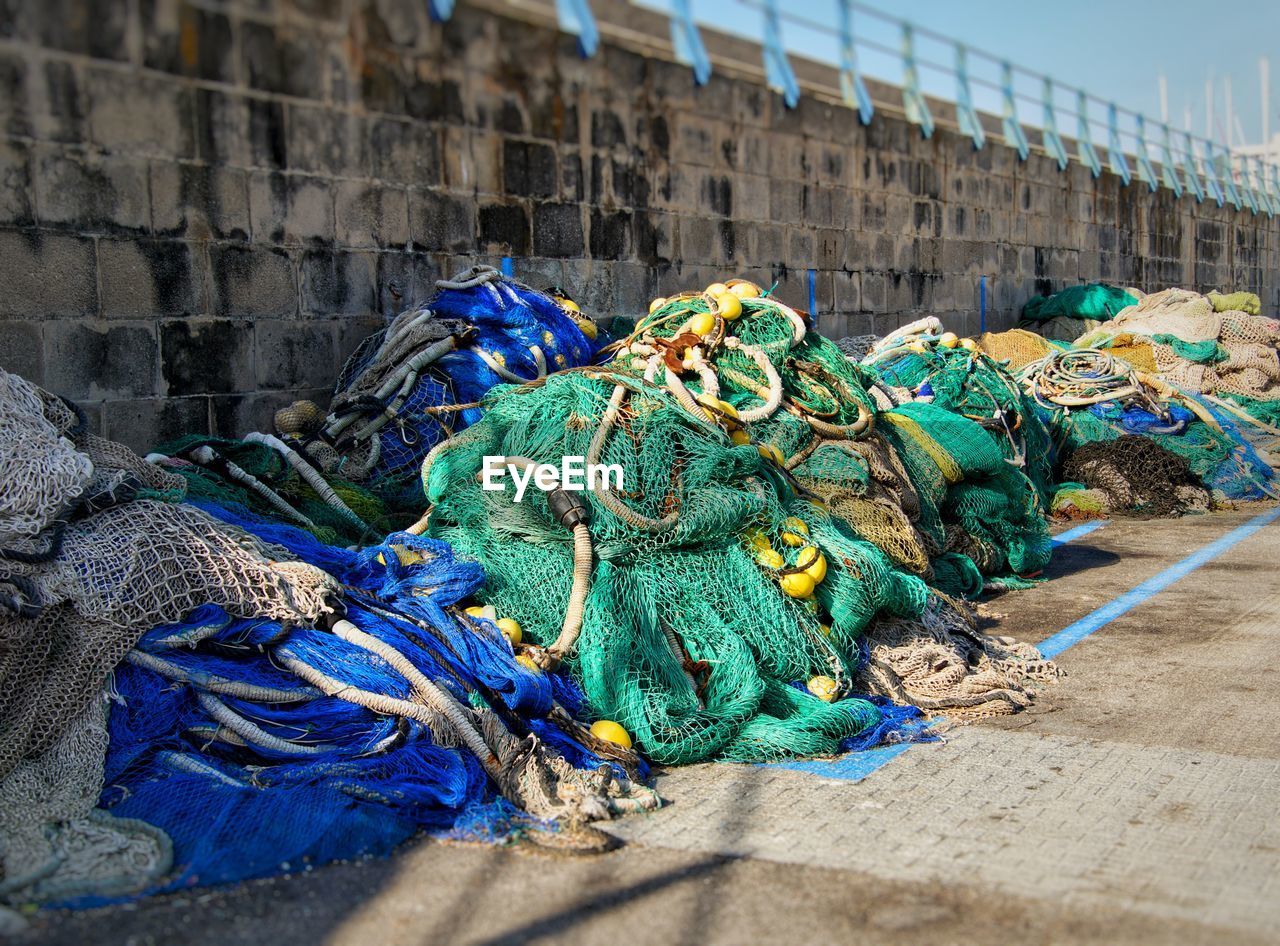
[83,506,624,902]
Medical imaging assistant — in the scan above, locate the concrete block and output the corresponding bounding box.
[409,189,475,252]
[255,319,337,391]
[150,162,250,241]
[300,249,377,317]
[589,208,632,260]
[105,396,209,452]
[503,139,558,199]
[210,244,296,318]
[0,230,97,317]
[87,68,194,158]
[249,172,336,245]
[242,21,325,99]
[532,202,584,258]
[0,320,44,385]
[0,139,34,225]
[34,147,150,232]
[161,318,255,396]
[141,0,236,83]
[45,320,158,400]
[99,238,205,318]
[369,118,442,186]
[286,105,365,176]
[477,201,531,255]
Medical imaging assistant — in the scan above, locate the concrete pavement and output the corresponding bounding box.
[19,506,1280,945]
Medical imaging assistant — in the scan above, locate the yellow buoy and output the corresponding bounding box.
[730,429,750,446]
[754,547,784,569]
[960,338,977,351]
[806,675,838,702]
[938,332,958,349]
[496,618,522,646]
[559,298,581,314]
[780,517,809,546]
[695,393,740,423]
[779,571,816,598]
[649,297,667,314]
[515,654,541,673]
[714,292,743,321]
[756,444,784,465]
[797,546,828,584]
[590,719,633,750]
[687,311,717,336]
[574,317,598,340]
[908,341,928,354]
[705,282,728,297]
[819,623,832,637]
[729,281,760,299]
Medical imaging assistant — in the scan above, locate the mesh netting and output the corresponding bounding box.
[294,266,600,493]
[421,287,1057,764]
[0,367,659,907]
[1059,435,1210,518]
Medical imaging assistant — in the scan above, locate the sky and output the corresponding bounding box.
[638,0,1280,152]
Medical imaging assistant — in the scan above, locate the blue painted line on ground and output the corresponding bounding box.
[768,505,1280,783]
[1051,519,1108,546]
[773,741,915,780]
[1036,504,1280,658]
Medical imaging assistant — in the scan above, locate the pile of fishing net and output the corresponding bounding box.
[420,282,1060,768]
[860,317,1056,502]
[1075,288,1280,407]
[277,265,599,499]
[0,367,657,912]
[1020,282,1141,343]
[1019,347,1275,514]
[140,267,602,550]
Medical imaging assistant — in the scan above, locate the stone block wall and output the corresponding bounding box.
[0,0,1276,451]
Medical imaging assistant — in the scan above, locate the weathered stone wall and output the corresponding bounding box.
[0,0,1276,450]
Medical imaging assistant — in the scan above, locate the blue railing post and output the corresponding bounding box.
[838,0,873,125]
[1076,92,1101,178]
[901,24,934,138]
[1159,123,1182,197]
[670,0,712,86]
[427,0,454,21]
[1202,141,1226,207]
[1182,131,1205,203]
[1000,62,1028,160]
[762,0,800,108]
[1041,78,1067,170]
[1107,104,1131,185]
[1134,115,1158,192]
[954,45,983,150]
[556,0,599,57]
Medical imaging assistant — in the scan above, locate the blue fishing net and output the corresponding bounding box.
[88,507,627,901]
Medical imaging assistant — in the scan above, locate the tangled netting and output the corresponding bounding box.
[967,334,1278,514]
[282,266,599,492]
[0,368,657,908]
[1057,435,1210,519]
[422,286,1058,766]
[1074,287,1280,404]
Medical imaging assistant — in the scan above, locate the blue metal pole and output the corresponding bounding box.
[501,256,514,277]
[979,275,987,334]
[807,269,817,317]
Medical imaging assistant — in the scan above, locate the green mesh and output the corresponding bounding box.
[418,293,1053,763]
[423,371,922,765]
[159,435,408,546]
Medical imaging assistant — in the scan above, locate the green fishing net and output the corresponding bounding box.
[158,435,407,546]
[419,290,1056,762]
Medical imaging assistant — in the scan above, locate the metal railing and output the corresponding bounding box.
[444,0,1280,216]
